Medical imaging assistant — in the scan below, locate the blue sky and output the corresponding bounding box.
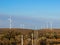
[0,0,60,29]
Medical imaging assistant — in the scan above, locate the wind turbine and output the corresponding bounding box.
[46,22,48,29]
[50,22,53,30]
[40,26,42,29]
[34,26,38,45]
[41,25,45,29]
[20,24,24,45]
[35,26,38,38]
[43,24,45,29]
[8,16,12,29]
[20,24,25,29]
[34,26,38,30]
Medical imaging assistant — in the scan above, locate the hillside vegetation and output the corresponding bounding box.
[0,28,60,45]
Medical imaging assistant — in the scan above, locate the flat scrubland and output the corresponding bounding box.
[0,28,60,45]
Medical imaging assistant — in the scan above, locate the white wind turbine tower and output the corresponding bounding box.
[34,26,38,45]
[34,26,37,30]
[50,22,53,30]
[9,16,12,29]
[41,25,44,29]
[20,24,24,45]
[20,24,25,29]
[43,24,45,29]
[46,22,48,29]
[40,26,42,29]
